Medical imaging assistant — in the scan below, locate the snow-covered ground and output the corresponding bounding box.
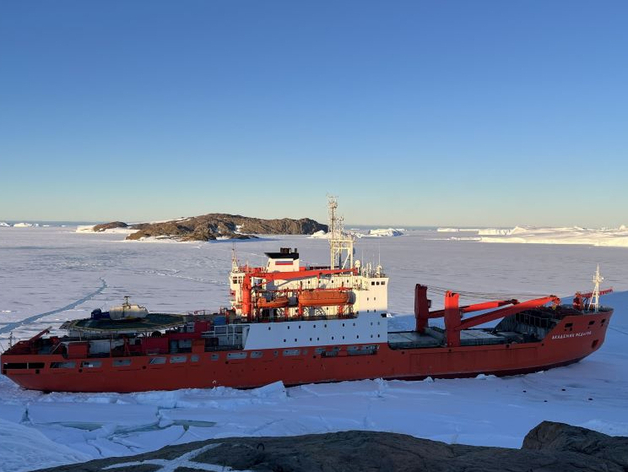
[437,225,628,247]
[1,226,628,472]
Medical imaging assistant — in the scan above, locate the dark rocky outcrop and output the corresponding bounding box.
[91,221,128,232]
[35,421,628,472]
[523,420,628,468]
[92,214,327,241]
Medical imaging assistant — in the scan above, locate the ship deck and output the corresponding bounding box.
[388,327,526,349]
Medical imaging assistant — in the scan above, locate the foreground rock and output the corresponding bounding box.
[88,214,327,241]
[35,421,628,472]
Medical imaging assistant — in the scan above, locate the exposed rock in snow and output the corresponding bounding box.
[37,422,628,472]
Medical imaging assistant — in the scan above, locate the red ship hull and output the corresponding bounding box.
[2,310,611,393]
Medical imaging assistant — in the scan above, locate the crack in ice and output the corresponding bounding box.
[0,278,107,334]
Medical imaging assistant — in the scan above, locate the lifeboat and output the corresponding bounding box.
[256,296,289,309]
[298,289,351,307]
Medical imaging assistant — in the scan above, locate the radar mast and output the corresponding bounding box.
[589,265,603,312]
[328,196,354,270]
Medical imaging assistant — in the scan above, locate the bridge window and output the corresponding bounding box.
[81,361,102,368]
[149,357,166,365]
[113,359,131,367]
[170,356,187,364]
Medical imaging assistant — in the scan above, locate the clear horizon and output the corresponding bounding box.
[1,1,627,227]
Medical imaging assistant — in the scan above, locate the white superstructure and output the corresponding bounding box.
[227,197,390,349]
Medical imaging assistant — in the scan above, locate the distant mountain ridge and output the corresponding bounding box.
[92,214,327,241]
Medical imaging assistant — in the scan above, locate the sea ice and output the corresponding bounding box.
[0,228,627,472]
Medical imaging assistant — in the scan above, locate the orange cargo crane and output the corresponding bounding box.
[414,284,561,347]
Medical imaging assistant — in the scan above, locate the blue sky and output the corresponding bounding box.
[1,1,627,226]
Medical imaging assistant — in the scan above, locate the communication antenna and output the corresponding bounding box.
[589,265,603,312]
[328,196,354,270]
[231,244,239,270]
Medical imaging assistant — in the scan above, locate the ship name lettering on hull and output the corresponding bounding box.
[551,331,592,340]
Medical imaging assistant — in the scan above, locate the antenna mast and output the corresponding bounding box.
[589,265,603,312]
[328,196,354,270]
[231,245,239,271]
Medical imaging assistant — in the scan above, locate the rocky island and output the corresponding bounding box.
[85,214,327,241]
